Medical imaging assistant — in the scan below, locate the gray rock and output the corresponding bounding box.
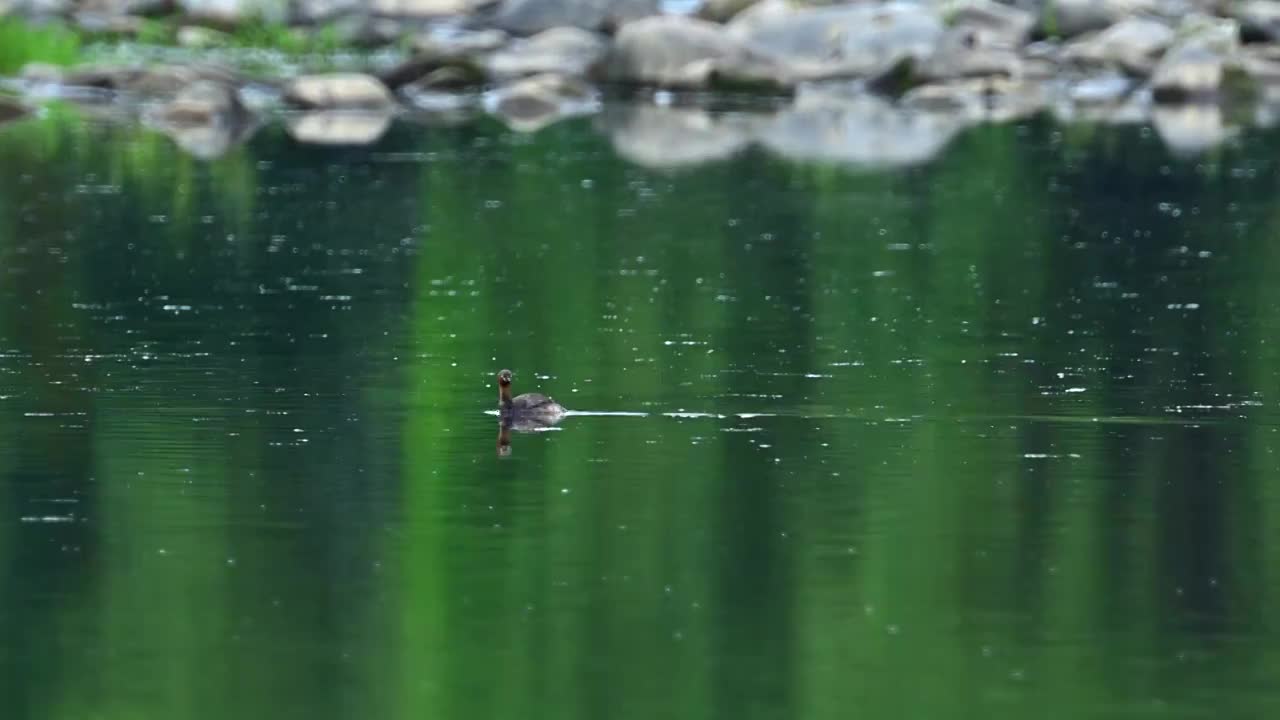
[604,104,758,169]
[370,0,489,17]
[602,15,789,89]
[1150,15,1240,102]
[759,88,968,169]
[400,82,478,112]
[904,76,1048,122]
[695,0,759,24]
[2,0,74,17]
[1045,0,1156,38]
[1022,57,1059,82]
[724,0,797,36]
[412,27,509,56]
[291,0,359,24]
[38,63,242,98]
[284,73,397,109]
[945,0,1037,47]
[1053,84,1150,124]
[1061,17,1175,75]
[491,0,659,36]
[485,72,597,131]
[1068,71,1134,104]
[1173,13,1240,57]
[1229,0,1280,42]
[19,62,67,84]
[1152,103,1230,154]
[987,77,1053,122]
[177,25,231,47]
[46,65,137,91]
[730,1,944,75]
[80,0,175,15]
[919,27,1024,83]
[1152,43,1224,102]
[899,81,985,119]
[1239,44,1280,90]
[380,53,487,90]
[72,10,148,36]
[19,64,133,111]
[379,28,508,89]
[402,65,483,93]
[286,110,393,145]
[177,0,289,26]
[485,27,608,79]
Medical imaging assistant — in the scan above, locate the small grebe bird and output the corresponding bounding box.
[497,369,566,420]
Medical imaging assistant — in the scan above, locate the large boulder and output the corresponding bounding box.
[284,73,397,109]
[1152,44,1225,102]
[177,0,289,26]
[724,0,797,36]
[176,25,231,47]
[369,0,491,17]
[489,0,660,36]
[917,27,1024,83]
[1067,71,1135,105]
[1151,15,1240,103]
[1061,17,1175,76]
[601,15,790,89]
[485,27,608,78]
[291,0,359,24]
[696,0,759,24]
[1229,0,1280,42]
[944,0,1037,47]
[1044,0,1157,38]
[1172,13,1241,57]
[729,1,944,77]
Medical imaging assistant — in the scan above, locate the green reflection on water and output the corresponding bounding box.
[2,108,1280,719]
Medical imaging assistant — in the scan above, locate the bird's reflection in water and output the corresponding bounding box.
[496,415,564,457]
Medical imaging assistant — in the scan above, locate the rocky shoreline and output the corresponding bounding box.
[4,0,1280,165]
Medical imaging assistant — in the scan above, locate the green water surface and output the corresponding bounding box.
[2,108,1280,719]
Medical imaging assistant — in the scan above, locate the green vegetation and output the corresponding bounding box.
[0,17,80,73]
[0,13,368,79]
[1040,0,1060,39]
[221,16,347,54]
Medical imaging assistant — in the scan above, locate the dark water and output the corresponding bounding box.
[3,106,1280,719]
